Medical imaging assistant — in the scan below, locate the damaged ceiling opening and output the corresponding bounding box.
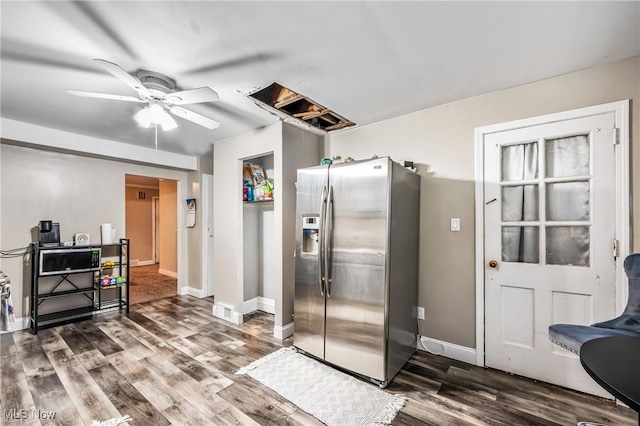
[248,83,356,132]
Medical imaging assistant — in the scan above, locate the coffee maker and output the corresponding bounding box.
[39,220,60,247]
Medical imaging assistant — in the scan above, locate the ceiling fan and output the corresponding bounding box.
[68,59,220,131]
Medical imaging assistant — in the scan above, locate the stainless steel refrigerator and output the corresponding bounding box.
[294,156,420,387]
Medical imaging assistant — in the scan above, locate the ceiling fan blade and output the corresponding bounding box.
[93,59,151,98]
[169,106,220,129]
[67,90,146,103]
[164,87,219,105]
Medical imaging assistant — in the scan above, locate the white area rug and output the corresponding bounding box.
[236,347,406,426]
[91,415,132,426]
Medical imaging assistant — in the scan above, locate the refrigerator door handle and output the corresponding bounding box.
[318,185,328,296]
[325,185,334,297]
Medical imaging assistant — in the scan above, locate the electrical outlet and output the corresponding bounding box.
[417,307,425,320]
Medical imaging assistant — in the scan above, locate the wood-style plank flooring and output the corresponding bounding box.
[1,296,636,425]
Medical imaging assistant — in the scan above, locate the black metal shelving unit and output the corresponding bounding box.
[30,238,130,333]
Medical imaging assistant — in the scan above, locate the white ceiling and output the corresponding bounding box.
[2,1,639,158]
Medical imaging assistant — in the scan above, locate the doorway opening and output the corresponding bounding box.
[125,174,178,304]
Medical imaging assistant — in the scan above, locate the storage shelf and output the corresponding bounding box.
[40,268,100,277]
[95,300,127,310]
[244,199,274,204]
[37,306,95,324]
[31,238,130,333]
[97,283,127,290]
[37,288,95,300]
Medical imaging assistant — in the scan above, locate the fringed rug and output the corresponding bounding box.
[236,347,406,426]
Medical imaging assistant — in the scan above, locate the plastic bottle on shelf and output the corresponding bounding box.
[247,183,255,202]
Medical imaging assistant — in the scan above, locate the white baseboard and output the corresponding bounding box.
[131,259,155,267]
[242,297,275,315]
[417,335,477,365]
[178,287,206,298]
[212,302,243,325]
[274,322,294,340]
[0,316,29,334]
[158,268,178,278]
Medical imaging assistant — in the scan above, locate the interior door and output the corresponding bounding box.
[324,158,389,382]
[484,112,617,397]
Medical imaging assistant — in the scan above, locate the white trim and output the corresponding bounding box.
[613,101,631,315]
[417,336,477,365]
[474,100,631,368]
[201,173,215,297]
[158,268,178,279]
[258,297,275,314]
[274,322,294,340]
[242,296,275,315]
[178,286,206,298]
[243,297,259,314]
[474,126,486,367]
[212,302,244,325]
[130,259,155,267]
[0,317,30,334]
[1,118,198,170]
[125,183,159,190]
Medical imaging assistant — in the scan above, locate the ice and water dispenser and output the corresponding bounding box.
[302,215,320,254]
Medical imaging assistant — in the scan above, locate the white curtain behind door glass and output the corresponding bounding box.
[544,135,591,265]
[501,143,539,263]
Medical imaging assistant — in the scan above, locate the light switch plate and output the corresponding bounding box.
[450,218,460,232]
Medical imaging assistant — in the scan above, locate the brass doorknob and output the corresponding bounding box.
[488,260,499,268]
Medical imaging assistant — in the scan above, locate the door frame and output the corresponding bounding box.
[474,100,630,367]
[202,173,214,297]
[152,196,160,264]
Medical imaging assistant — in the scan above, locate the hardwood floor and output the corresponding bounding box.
[1,296,635,425]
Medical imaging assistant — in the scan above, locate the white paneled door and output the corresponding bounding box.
[484,112,618,397]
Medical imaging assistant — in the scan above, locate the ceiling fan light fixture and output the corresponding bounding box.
[148,102,165,121]
[160,113,177,131]
[133,107,153,128]
[70,59,220,133]
[134,101,177,131]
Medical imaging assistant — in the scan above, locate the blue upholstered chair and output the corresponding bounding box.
[549,253,640,354]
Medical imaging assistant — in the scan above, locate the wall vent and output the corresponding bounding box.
[247,82,355,132]
[137,191,146,199]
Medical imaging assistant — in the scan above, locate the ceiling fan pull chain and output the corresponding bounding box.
[155,123,158,154]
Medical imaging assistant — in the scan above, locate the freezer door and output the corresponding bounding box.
[294,165,329,359]
[324,158,389,381]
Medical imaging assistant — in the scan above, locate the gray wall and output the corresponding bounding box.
[327,56,640,348]
[0,143,190,318]
[186,156,214,290]
[212,122,322,329]
[281,124,323,327]
[213,123,282,321]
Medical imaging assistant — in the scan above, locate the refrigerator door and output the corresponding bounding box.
[324,157,390,381]
[294,165,329,359]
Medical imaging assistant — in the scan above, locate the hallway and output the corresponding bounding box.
[129,264,177,305]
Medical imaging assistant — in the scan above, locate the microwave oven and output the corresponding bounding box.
[39,247,101,276]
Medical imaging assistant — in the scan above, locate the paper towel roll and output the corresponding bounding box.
[101,223,115,244]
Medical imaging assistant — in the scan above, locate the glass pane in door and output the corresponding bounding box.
[546,226,590,266]
[502,226,539,263]
[546,182,590,221]
[545,135,590,178]
[501,142,538,182]
[502,185,539,221]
